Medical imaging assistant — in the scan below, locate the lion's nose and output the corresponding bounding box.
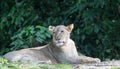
[57,39,60,40]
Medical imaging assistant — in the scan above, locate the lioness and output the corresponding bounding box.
[3,24,100,64]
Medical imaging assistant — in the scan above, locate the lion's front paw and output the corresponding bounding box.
[93,58,101,63]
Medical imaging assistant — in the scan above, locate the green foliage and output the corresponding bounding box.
[0,0,120,61]
[0,57,9,69]
[10,26,51,51]
[0,0,45,55]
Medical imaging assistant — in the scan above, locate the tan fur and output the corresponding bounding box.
[3,24,100,64]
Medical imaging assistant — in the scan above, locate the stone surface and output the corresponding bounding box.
[73,60,120,69]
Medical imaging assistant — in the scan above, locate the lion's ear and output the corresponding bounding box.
[66,24,74,32]
[49,26,55,32]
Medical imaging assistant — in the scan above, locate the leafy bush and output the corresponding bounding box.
[10,26,51,51]
[0,0,42,55]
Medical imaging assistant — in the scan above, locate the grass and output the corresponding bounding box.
[0,57,73,69]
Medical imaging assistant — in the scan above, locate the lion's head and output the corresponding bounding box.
[49,24,74,47]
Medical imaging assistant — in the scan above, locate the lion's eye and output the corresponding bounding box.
[61,31,64,32]
[53,31,55,34]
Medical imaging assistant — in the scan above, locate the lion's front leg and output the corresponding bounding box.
[78,56,101,64]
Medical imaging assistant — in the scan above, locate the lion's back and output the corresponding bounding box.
[3,45,51,62]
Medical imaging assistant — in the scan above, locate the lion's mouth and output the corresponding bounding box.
[56,41,65,46]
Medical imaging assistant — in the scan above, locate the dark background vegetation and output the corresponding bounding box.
[0,0,120,61]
